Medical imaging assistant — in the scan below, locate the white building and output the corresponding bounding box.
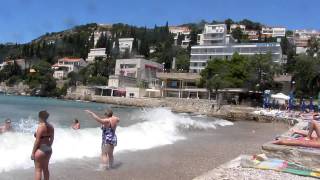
[0,59,27,70]
[261,27,273,37]
[262,27,286,38]
[107,58,163,98]
[272,27,286,37]
[52,66,68,80]
[245,30,259,41]
[169,26,191,48]
[230,24,246,32]
[197,24,227,45]
[294,30,320,54]
[91,31,111,48]
[118,38,134,53]
[190,24,283,73]
[52,58,87,79]
[114,58,163,82]
[87,48,107,63]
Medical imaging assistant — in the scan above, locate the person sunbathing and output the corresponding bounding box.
[273,120,320,148]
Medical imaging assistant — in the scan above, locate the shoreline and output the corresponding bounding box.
[64,94,297,124]
[0,94,304,179]
[1,121,289,180]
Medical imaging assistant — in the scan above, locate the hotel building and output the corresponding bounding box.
[190,24,283,73]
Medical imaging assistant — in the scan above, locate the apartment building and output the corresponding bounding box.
[0,59,27,70]
[169,26,191,48]
[197,24,227,45]
[294,30,320,54]
[190,24,283,73]
[52,58,87,79]
[246,30,259,41]
[261,27,286,38]
[230,24,246,33]
[118,38,134,53]
[87,48,107,63]
[107,58,163,98]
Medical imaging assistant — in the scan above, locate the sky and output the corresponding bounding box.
[0,0,319,43]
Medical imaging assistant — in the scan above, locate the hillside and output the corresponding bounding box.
[0,18,287,65]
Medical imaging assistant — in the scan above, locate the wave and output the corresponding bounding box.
[0,108,233,172]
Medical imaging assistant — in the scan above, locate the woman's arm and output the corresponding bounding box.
[85,110,109,125]
[31,127,42,160]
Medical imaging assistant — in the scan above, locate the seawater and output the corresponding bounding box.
[0,95,233,172]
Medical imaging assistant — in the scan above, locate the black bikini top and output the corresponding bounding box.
[34,132,51,139]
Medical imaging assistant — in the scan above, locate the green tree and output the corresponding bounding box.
[0,60,22,83]
[224,18,234,33]
[231,27,244,42]
[247,53,278,91]
[292,55,319,97]
[175,48,190,71]
[307,37,320,57]
[26,61,57,97]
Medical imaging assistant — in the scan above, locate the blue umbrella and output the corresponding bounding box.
[289,92,294,111]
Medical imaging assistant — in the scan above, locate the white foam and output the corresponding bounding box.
[0,108,233,172]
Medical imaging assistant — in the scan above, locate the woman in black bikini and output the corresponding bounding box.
[31,111,54,180]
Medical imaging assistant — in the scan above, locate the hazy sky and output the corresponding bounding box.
[0,0,318,43]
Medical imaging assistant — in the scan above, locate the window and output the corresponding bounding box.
[120,64,136,68]
[202,62,206,67]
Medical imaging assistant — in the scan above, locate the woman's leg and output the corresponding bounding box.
[101,144,108,168]
[308,120,320,138]
[106,144,114,168]
[43,152,52,180]
[34,150,45,180]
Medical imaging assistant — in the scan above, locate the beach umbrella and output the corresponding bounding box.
[271,93,289,105]
[289,91,294,111]
[263,90,271,108]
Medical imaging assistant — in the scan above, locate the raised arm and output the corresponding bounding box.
[85,110,109,125]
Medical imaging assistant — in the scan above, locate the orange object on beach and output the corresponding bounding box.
[273,137,320,148]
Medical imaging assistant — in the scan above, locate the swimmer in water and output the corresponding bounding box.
[0,119,12,133]
[71,118,80,130]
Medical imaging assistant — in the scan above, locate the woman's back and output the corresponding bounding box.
[37,123,54,145]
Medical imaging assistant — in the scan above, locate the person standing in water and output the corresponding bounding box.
[85,109,119,169]
[31,111,54,180]
[71,118,80,130]
[0,119,12,133]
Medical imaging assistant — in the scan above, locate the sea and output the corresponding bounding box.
[0,95,233,173]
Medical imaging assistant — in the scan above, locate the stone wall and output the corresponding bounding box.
[65,93,289,122]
